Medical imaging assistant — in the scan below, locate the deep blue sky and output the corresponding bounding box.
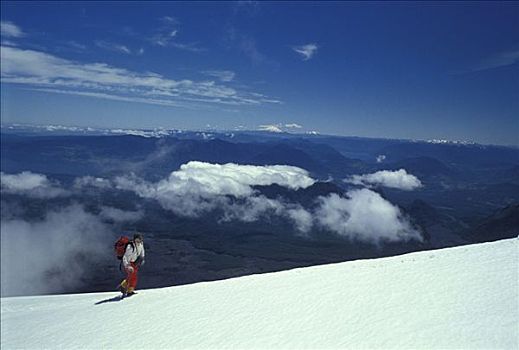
[1,1,518,145]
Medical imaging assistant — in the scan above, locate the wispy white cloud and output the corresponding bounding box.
[1,21,24,38]
[99,206,144,223]
[345,169,423,191]
[376,155,386,163]
[95,40,132,54]
[454,48,519,74]
[1,171,68,198]
[470,49,519,72]
[258,124,283,133]
[240,35,266,64]
[1,171,50,191]
[285,123,302,129]
[114,161,315,218]
[169,41,206,53]
[151,29,178,47]
[1,46,280,107]
[29,88,189,108]
[316,190,422,244]
[292,43,318,61]
[203,70,236,82]
[286,207,313,233]
[258,123,303,133]
[68,41,86,50]
[1,204,111,296]
[102,162,420,243]
[161,16,180,25]
[74,176,113,189]
[1,39,17,47]
[149,16,205,52]
[118,161,315,198]
[221,196,286,223]
[111,162,315,232]
[66,41,87,52]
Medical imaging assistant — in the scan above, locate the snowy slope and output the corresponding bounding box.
[1,238,517,349]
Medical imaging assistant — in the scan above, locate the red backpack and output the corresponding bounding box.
[114,236,130,260]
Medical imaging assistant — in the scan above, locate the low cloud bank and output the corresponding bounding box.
[316,190,421,244]
[1,204,112,296]
[345,169,422,191]
[111,162,420,244]
[74,176,113,189]
[1,164,421,250]
[1,171,68,198]
[114,161,315,217]
[99,206,144,223]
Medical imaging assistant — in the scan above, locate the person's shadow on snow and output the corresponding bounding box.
[95,295,124,305]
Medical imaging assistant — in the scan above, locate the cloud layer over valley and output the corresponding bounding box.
[109,162,422,243]
[1,171,68,198]
[316,190,421,243]
[345,169,423,191]
[113,161,316,219]
[1,163,424,278]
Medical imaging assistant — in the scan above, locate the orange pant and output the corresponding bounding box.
[126,262,139,290]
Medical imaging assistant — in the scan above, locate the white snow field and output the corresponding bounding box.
[1,238,517,349]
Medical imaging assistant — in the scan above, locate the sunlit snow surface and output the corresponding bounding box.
[2,238,517,349]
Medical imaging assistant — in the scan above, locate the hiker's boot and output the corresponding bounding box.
[118,280,128,295]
